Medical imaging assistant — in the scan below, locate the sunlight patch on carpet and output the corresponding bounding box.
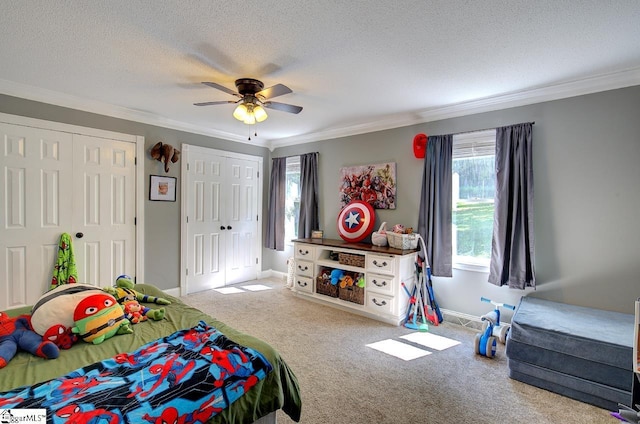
[366,339,432,361]
[214,287,246,294]
[400,332,461,351]
[242,284,272,291]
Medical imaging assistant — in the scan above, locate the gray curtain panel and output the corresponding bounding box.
[297,152,319,239]
[417,135,453,277]
[488,122,536,288]
[265,157,287,251]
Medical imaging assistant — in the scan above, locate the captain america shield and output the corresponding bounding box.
[337,200,375,242]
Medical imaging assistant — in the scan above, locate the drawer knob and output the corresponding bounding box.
[297,280,308,287]
[298,265,308,271]
[372,260,388,267]
[372,279,387,287]
[299,249,309,256]
[372,298,387,307]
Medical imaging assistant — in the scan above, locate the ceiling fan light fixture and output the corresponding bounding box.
[253,105,268,122]
[233,103,249,121]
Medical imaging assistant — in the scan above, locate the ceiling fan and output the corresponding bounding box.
[194,78,302,125]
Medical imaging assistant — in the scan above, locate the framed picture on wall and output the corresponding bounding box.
[149,175,176,201]
[339,162,396,209]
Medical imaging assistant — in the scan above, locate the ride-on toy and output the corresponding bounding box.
[474,297,516,358]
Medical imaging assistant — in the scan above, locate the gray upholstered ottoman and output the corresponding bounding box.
[506,296,635,410]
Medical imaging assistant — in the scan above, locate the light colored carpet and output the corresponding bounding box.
[181,279,615,424]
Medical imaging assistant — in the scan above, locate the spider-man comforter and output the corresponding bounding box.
[0,321,272,423]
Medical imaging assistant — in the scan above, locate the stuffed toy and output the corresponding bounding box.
[30,283,104,349]
[0,312,59,368]
[122,298,165,324]
[103,275,170,320]
[72,293,133,344]
[330,269,345,286]
[339,275,354,289]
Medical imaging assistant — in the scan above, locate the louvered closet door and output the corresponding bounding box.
[72,134,136,287]
[0,123,74,310]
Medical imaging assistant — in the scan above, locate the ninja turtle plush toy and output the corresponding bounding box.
[0,311,59,368]
[102,275,169,321]
[72,293,133,344]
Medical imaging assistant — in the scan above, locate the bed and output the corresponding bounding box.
[0,283,302,424]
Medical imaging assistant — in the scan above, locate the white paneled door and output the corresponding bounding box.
[184,145,260,294]
[0,121,137,311]
[72,134,136,287]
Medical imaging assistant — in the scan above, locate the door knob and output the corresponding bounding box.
[75,232,84,238]
[227,225,232,230]
[220,226,225,230]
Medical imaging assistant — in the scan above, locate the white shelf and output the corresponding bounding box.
[293,239,417,326]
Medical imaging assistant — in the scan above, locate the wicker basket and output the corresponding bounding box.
[338,285,365,305]
[386,232,419,250]
[316,276,339,298]
[338,252,365,268]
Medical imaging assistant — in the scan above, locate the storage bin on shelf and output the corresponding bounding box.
[315,267,339,298]
[338,284,365,305]
[386,232,419,250]
[338,252,365,268]
[337,271,365,305]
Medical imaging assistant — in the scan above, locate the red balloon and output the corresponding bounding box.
[337,200,375,243]
[413,133,428,158]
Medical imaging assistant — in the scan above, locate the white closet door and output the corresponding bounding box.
[0,123,73,310]
[72,134,136,287]
[225,156,259,285]
[184,145,260,294]
[186,150,226,292]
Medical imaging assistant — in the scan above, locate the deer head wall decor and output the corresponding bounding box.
[150,142,180,173]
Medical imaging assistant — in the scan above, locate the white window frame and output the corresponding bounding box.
[284,156,301,246]
[452,129,496,272]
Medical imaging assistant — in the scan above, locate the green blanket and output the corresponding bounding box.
[1,284,301,424]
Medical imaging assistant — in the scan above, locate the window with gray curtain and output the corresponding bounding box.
[417,135,453,277]
[297,152,319,239]
[418,122,535,288]
[488,122,536,288]
[265,157,286,251]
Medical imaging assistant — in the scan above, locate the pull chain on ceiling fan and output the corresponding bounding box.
[194,78,302,125]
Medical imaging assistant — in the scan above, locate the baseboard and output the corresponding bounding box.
[164,287,181,297]
[258,269,287,281]
[441,308,484,330]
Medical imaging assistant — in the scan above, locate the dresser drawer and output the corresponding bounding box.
[366,273,394,296]
[366,292,394,315]
[366,254,395,275]
[295,259,314,277]
[294,244,315,260]
[294,275,314,293]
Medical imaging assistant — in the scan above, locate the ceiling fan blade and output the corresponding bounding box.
[193,100,236,106]
[201,81,241,97]
[264,101,303,114]
[257,83,292,100]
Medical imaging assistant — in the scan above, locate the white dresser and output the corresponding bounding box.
[292,239,418,325]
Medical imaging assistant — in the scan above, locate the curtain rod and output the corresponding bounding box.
[274,152,319,159]
[447,121,535,137]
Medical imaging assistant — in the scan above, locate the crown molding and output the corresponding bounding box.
[0,78,269,148]
[2,66,639,152]
[269,66,640,149]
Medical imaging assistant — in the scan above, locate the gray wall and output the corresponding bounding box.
[270,85,640,318]
[0,94,270,290]
[2,85,639,319]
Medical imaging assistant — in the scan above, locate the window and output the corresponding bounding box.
[284,156,300,244]
[452,129,496,270]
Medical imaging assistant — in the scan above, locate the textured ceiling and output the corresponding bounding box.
[1,1,639,149]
